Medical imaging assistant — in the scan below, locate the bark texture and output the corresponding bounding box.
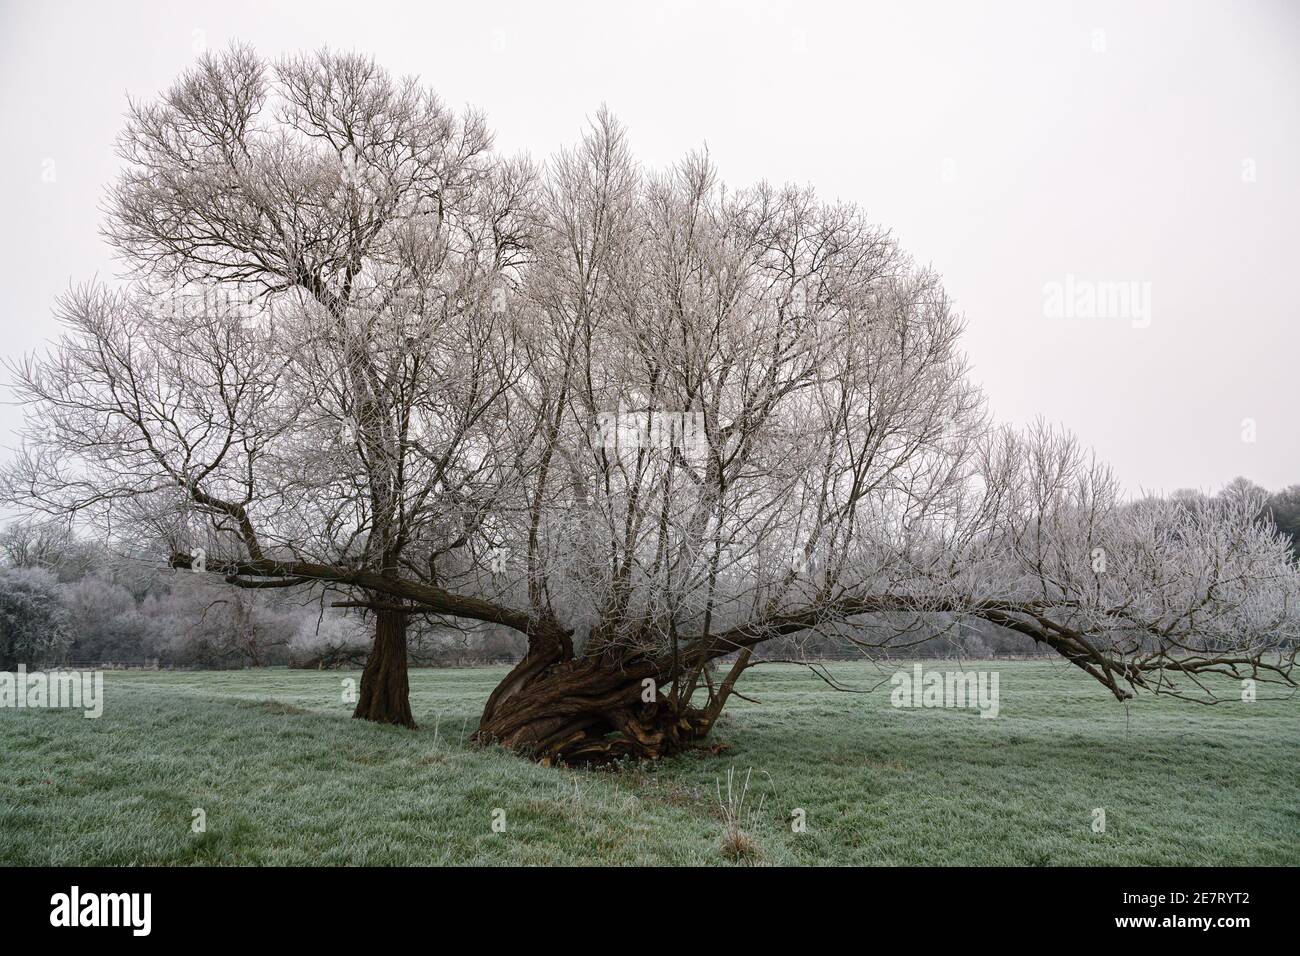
[352,609,416,729]
[474,622,724,764]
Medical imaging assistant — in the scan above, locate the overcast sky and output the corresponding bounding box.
[1,0,1296,497]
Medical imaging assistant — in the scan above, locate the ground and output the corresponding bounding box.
[1,660,1296,866]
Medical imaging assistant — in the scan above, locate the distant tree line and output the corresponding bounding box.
[0,522,525,669]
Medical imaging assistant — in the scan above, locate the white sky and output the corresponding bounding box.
[1,0,1297,497]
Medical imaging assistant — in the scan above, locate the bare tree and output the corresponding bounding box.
[0,520,96,580]
[5,46,1296,760]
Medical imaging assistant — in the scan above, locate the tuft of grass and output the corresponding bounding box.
[715,765,765,864]
[719,824,762,863]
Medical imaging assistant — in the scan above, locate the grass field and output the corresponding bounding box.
[1,660,1296,866]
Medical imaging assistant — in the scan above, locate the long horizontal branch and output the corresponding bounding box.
[172,551,1293,703]
[169,551,540,635]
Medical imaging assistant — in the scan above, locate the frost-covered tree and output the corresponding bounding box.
[58,574,150,664]
[1266,484,1300,559]
[4,46,1296,761]
[0,521,97,582]
[287,612,370,669]
[0,568,69,668]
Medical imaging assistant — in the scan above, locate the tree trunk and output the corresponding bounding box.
[353,608,416,729]
[476,650,713,765]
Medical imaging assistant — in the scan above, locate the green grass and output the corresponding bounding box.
[1,660,1296,865]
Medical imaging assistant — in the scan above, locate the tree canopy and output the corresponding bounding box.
[4,45,1297,761]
